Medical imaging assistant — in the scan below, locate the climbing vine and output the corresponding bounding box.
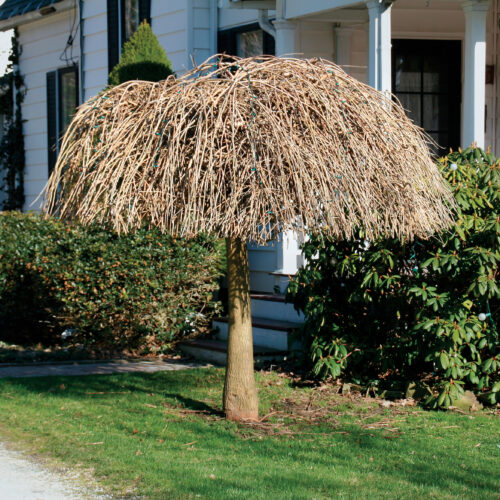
[0,30,25,210]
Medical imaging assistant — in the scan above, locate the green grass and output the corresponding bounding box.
[0,368,498,499]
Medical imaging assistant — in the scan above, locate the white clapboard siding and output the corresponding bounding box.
[153,1,189,73]
[192,0,216,65]
[17,0,216,211]
[248,243,277,293]
[82,0,107,100]
[18,9,80,209]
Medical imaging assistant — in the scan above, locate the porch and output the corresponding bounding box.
[221,0,499,294]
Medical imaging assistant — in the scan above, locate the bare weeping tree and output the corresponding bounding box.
[44,55,454,421]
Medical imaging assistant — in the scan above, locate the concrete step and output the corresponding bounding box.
[268,271,297,295]
[250,293,304,323]
[214,316,302,351]
[268,271,297,277]
[178,339,286,366]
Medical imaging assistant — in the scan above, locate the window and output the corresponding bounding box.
[107,0,151,73]
[218,23,275,57]
[46,66,79,174]
[392,40,461,156]
[122,0,140,44]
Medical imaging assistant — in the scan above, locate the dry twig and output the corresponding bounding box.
[44,55,454,242]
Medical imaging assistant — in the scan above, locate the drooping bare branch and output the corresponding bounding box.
[45,55,454,242]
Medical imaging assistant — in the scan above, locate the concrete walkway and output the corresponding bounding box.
[0,359,205,378]
[0,442,110,499]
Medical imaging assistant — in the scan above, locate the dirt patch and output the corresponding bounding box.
[158,378,419,441]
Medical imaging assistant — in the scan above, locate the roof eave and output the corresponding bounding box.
[0,0,75,32]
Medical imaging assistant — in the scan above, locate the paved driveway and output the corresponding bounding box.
[0,442,110,499]
[0,359,205,378]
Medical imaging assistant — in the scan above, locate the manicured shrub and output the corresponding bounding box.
[108,21,173,86]
[287,148,499,407]
[0,212,222,350]
[114,61,172,85]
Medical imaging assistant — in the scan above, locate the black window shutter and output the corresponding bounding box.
[107,0,119,73]
[46,71,57,175]
[139,0,151,25]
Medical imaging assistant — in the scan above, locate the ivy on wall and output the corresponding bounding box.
[0,30,25,210]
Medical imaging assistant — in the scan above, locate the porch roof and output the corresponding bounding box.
[220,0,367,17]
[285,0,366,19]
[0,0,62,21]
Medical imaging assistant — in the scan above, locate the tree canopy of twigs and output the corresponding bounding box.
[44,55,454,242]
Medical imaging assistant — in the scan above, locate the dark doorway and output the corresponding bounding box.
[392,39,461,156]
[218,23,276,57]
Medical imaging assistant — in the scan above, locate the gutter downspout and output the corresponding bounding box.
[78,0,84,103]
[258,9,276,39]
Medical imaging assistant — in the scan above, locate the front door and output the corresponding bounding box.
[392,39,461,156]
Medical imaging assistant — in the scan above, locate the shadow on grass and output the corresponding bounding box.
[0,369,225,410]
[162,393,223,416]
[0,370,498,498]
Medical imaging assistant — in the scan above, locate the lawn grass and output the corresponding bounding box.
[0,368,498,499]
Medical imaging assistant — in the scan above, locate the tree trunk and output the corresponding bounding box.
[223,237,259,421]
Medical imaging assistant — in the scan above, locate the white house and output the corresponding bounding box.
[0,0,497,356]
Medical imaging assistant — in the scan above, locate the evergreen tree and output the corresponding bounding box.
[108,21,173,86]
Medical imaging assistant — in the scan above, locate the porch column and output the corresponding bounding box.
[274,231,301,292]
[273,14,299,290]
[462,0,490,148]
[335,26,353,70]
[366,0,392,94]
[274,19,297,56]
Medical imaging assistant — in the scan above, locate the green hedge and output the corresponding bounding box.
[0,212,222,350]
[287,148,499,407]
